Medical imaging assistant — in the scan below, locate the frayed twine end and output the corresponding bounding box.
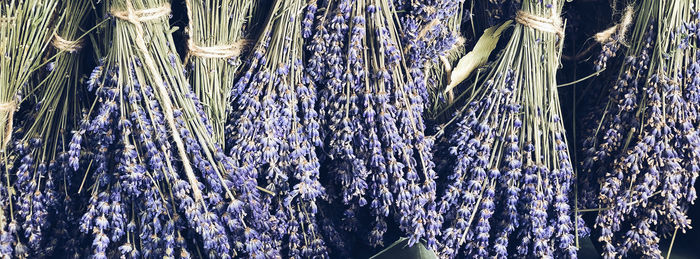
[515,10,564,38]
[52,31,84,53]
[595,5,634,44]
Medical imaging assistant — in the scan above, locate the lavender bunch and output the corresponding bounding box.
[436,0,576,258]
[228,0,327,257]
[580,0,700,257]
[3,1,92,257]
[69,0,272,257]
[307,0,441,248]
[184,0,253,144]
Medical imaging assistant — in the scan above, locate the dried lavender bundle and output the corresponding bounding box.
[184,0,252,144]
[69,0,272,257]
[0,0,60,257]
[228,0,327,256]
[4,1,92,257]
[580,0,700,257]
[307,0,439,248]
[436,0,576,258]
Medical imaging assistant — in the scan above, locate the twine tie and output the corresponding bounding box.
[187,38,244,59]
[52,31,84,52]
[515,10,564,38]
[0,101,16,150]
[111,3,171,23]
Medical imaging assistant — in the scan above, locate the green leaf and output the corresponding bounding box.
[369,238,438,259]
[443,20,512,95]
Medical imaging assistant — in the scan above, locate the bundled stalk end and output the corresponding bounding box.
[185,0,253,145]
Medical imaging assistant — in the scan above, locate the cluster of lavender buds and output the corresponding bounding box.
[435,0,577,258]
[401,0,466,119]
[401,0,461,106]
[306,0,442,249]
[580,0,700,257]
[1,1,93,257]
[66,0,272,257]
[227,0,327,257]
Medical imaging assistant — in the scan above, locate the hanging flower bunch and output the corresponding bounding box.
[8,1,92,257]
[580,0,700,257]
[435,0,577,258]
[306,0,444,249]
[227,0,327,257]
[184,0,253,144]
[0,0,697,258]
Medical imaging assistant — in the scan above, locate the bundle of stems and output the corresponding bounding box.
[435,0,576,257]
[68,0,272,257]
[307,0,440,249]
[0,0,59,154]
[4,1,92,257]
[184,0,253,144]
[580,0,700,257]
[0,0,60,257]
[228,0,327,256]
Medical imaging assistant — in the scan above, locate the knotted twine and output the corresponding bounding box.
[110,3,171,22]
[110,0,218,204]
[187,38,244,59]
[594,5,634,44]
[514,2,565,69]
[52,31,84,53]
[514,10,564,39]
[182,0,244,60]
